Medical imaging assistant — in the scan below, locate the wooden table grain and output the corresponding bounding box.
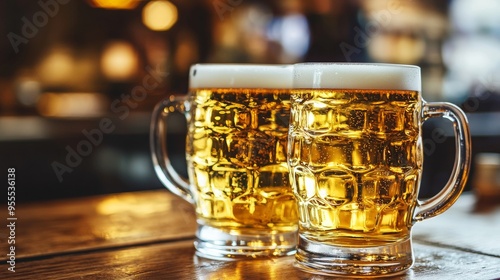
[1,190,499,279]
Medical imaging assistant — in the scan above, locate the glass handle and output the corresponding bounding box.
[150,96,194,204]
[414,102,472,222]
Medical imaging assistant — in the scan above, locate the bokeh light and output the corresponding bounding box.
[100,41,139,81]
[89,0,140,9]
[142,1,178,31]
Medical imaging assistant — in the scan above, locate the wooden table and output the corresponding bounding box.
[1,190,499,279]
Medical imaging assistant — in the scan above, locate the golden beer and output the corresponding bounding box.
[187,88,298,232]
[289,89,421,246]
[288,63,470,277]
[152,64,299,259]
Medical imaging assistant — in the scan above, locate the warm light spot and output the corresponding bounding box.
[100,41,139,81]
[369,34,425,64]
[89,0,140,9]
[96,196,160,216]
[142,1,178,31]
[37,92,107,118]
[37,48,74,86]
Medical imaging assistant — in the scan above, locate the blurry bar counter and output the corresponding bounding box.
[0,111,187,202]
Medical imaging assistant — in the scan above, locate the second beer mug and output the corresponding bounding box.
[288,63,471,276]
[151,64,298,260]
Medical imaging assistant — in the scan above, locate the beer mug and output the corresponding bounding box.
[287,63,471,276]
[151,64,298,260]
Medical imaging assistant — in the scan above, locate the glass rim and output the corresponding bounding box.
[294,62,420,69]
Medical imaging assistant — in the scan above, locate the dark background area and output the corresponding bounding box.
[0,0,499,202]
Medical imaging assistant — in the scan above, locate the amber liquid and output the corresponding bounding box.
[186,89,298,233]
[289,89,422,246]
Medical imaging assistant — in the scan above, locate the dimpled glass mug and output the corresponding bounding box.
[151,64,298,260]
[287,63,471,276]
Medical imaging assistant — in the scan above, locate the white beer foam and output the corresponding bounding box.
[189,64,293,89]
[293,63,421,91]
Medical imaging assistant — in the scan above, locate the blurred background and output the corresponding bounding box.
[1,0,499,202]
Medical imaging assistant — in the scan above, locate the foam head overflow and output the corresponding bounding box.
[293,63,421,91]
[189,64,293,89]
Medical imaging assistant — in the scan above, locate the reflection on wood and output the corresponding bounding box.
[5,240,500,280]
[8,190,195,260]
